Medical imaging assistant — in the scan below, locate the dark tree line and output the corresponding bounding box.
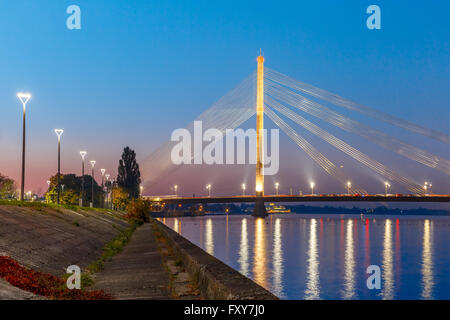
[46,174,103,206]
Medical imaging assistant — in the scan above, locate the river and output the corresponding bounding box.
[159,213,450,299]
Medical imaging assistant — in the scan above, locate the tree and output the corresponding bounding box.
[117,147,141,199]
[111,187,129,210]
[0,174,16,199]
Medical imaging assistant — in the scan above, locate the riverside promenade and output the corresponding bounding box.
[0,204,275,300]
[91,223,172,299]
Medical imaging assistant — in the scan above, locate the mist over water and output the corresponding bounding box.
[160,214,450,300]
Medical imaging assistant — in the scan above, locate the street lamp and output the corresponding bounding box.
[80,151,87,206]
[275,182,279,196]
[17,92,31,201]
[90,160,96,207]
[54,129,64,204]
[347,181,352,195]
[310,181,315,195]
[384,182,391,196]
[46,180,50,203]
[100,168,106,207]
[206,184,211,197]
[174,185,178,196]
[242,183,246,196]
[101,168,106,186]
[105,174,110,208]
[424,182,432,195]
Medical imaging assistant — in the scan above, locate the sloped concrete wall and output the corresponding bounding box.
[0,205,128,276]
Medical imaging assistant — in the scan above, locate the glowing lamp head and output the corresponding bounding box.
[80,151,87,160]
[347,181,351,187]
[90,160,96,168]
[54,129,64,139]
[105,174,110,180]
[275,182,279,188]
[101,168,106,176]
[17,92,31,104]
[256,184,263,192]
[242,183,246,190]
[174,185,178,190]
[310,181,315,189]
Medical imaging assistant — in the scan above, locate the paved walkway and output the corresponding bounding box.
[91,223,171,299]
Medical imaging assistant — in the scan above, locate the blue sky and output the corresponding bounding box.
[0,0,448,195]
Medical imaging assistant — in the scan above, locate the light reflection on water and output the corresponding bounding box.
[304,218,319,299]
[381,219,394,299]
[421,219,433,299]
[159,214,450,300]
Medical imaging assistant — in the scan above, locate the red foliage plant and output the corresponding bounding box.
[0,256,111,300]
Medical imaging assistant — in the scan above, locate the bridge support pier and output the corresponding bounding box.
[252,197,268,218]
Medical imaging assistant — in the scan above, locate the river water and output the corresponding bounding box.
[159,214,450,300]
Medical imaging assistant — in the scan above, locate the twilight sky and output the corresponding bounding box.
[0,0,448,196]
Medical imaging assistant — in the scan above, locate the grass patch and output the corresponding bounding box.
[0,199,118,214]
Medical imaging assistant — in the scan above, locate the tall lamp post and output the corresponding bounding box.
[310,181,315,195]
[80,151,87,206]
[46,180,50,203]
[275,182,279,196]
[242,183,246,196]
[347,181,352,195]
[17,93,31,201]
[90,160,96,207]
[384,182,391,196]
[54,129,64,204]
[105,174,110,208]
[101,168,106,208]
[174,185,178,197]
[206,184,211,197]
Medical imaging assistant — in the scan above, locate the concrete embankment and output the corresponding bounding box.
[152,218,278,300]
[0,204,129,299]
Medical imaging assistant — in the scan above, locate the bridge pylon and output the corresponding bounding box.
[253,53,268,218]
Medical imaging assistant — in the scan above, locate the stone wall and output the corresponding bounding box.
[152,219,278,300]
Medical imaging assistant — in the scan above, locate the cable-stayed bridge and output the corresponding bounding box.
[141,55,450,217]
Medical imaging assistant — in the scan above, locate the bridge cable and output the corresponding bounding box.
[265,80,450,175]
[265,67,450,144]
[264,106,368,194]
[266,98,425,194]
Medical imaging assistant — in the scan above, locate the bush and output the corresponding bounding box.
[125,199,150,224]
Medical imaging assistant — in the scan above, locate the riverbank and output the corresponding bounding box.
[0,203,274,300]
[0,203,129,299]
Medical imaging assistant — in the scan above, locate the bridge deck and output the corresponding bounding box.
[146,195,450,204]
